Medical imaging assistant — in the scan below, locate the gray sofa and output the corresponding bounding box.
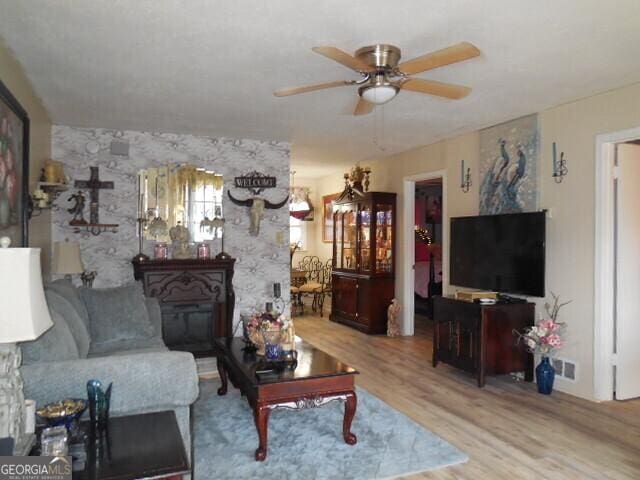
[19,280,199,458]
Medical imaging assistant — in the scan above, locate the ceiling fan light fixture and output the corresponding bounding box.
[358,83,398,105]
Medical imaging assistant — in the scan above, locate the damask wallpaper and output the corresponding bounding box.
[51,125,291,328]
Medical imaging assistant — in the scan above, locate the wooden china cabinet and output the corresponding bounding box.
[330,190,396,334]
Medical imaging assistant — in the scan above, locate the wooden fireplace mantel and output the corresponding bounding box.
[132,258,236,357]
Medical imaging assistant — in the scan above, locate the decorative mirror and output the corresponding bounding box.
[137,165,224,243]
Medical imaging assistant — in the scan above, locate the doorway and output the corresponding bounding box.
[402,170,447,336]
[595,127,640,401]
[414,179,443,324]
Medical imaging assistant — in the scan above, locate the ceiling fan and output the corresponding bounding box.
[274,42,480,115]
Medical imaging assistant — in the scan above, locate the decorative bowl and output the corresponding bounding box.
[37,398,88,429]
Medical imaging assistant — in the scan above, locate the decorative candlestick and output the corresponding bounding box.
[460,159,472,193]
[215,223,232,260]
[552,142,568,183]
[133,172,149,262]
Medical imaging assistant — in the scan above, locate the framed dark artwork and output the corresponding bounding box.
[0,80,30,247]
[322,193,339,243]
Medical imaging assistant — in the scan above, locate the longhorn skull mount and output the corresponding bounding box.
[227,190,289,236]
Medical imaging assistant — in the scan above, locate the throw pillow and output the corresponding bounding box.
[21,309,80,365]
[80,282,155,345]
[47,279,91,331]
[44,289,91,358]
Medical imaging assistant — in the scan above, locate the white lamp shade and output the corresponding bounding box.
[0,248,53,342]
[52,241,84,275]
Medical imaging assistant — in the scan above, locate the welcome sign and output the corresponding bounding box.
[233,171,277,195]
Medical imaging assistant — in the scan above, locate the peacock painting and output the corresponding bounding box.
[479,114,539,215]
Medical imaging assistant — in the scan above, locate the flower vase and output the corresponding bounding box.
[536,356,555,395]
[262,329,283,361]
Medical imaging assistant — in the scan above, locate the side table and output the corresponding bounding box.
[34,411,190,480]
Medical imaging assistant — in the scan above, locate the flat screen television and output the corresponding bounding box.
[450,211,546,297]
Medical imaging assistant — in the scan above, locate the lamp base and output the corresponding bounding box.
[0,344,27,454]
[215,251,232,260]
[14,432,35,456]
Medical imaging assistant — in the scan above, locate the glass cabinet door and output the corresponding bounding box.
[375,204,394,273]
[333,209,343,268]
[358,204,371,272]
[342,205,357,270]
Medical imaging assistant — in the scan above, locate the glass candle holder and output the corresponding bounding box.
[197,242,210,259]
[154,242,168,260]
[41,426,68,456]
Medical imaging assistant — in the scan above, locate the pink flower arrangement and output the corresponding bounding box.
[244,310,294,356]
[515,292,570,356]
[246,312,287,334]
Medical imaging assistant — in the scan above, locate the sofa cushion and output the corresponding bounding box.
[92,346,169,357]
[47,279,91,331]
[44,290,91,358]
[80,282,155,346]
[88,336,167,357]
[21,351,199,415]
[21,309,80,365]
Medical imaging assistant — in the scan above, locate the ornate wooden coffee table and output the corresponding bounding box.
[213,336,359,461]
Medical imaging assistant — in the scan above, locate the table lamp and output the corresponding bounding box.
[52,240,95,286]
[0,239,53,454]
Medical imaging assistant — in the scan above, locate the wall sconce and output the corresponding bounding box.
[460,159,472,193]
[552,142,568,183]
[28,182,69,219]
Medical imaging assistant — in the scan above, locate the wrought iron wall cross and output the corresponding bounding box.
[74,167,114,224]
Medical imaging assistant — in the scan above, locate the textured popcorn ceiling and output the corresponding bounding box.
[1,0,640,176]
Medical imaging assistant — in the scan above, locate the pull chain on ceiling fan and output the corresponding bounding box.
[274,42,480,115]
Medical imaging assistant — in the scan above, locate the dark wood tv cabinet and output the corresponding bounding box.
[432,296,534,387]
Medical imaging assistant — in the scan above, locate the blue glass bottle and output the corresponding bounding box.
[87,379,112,429]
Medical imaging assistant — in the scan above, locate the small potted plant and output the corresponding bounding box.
[515,292,570,394]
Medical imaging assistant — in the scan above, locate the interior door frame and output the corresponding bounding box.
[402,169,447,336]
[594,126,640,401]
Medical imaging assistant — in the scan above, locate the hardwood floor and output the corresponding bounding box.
[295,313,640,479]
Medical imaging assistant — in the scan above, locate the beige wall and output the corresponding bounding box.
[0,40,52,274]
[306,81,640,400]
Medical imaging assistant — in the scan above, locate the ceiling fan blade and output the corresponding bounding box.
[398,42,480,75]
[399,78,471,99]
[353,98,374,116]
[273,80,354,97]
[312,46,371,72]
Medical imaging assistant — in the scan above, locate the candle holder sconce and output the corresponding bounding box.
[460,159,472,193]
[552,142,568,183]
